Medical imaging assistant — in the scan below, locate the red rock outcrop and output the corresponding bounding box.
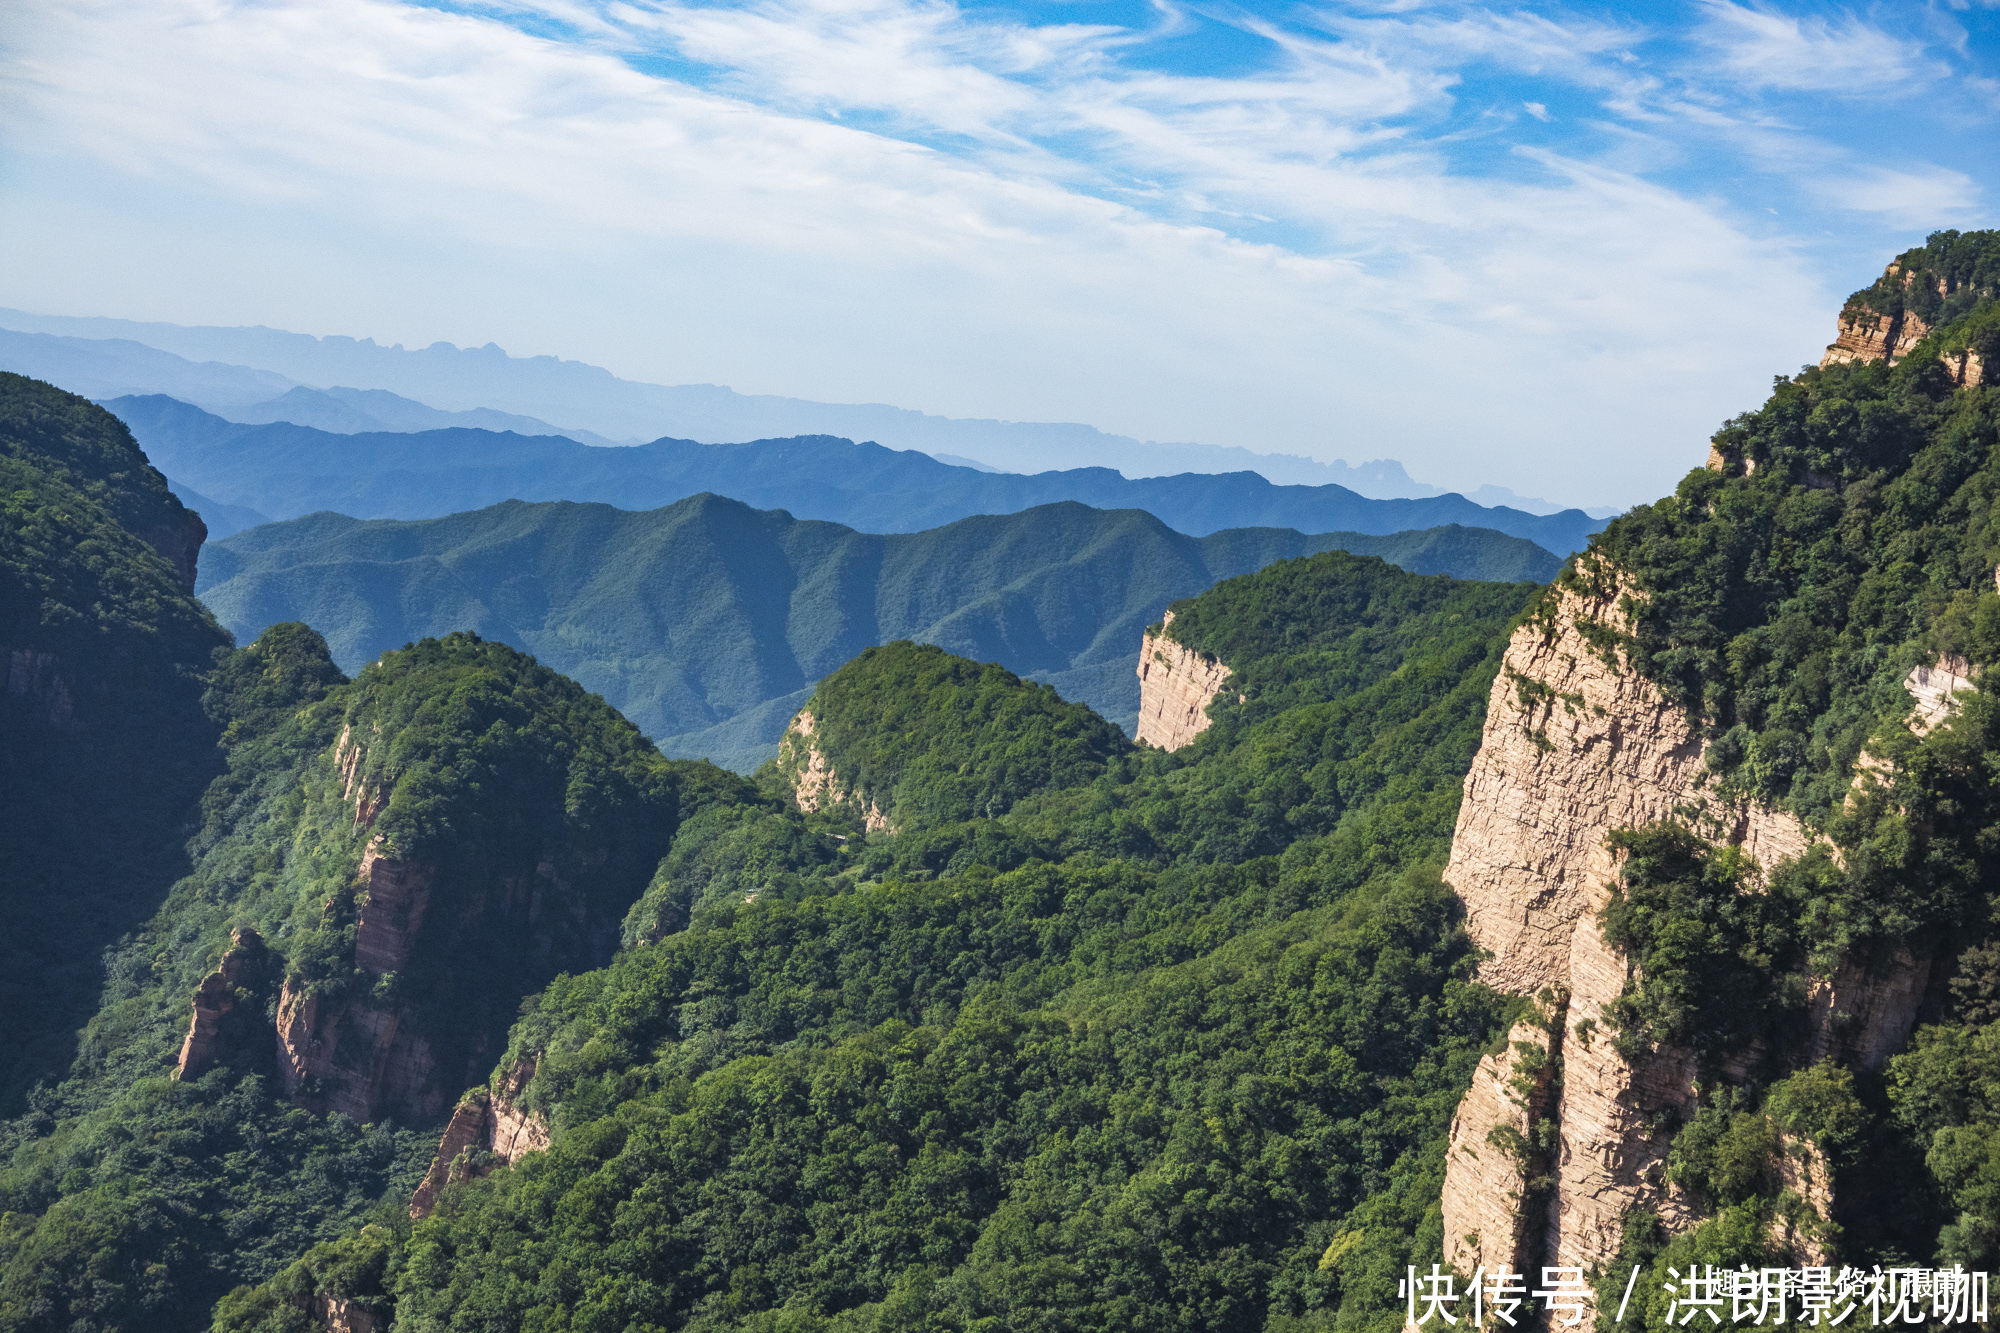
[1135,611,1232,751]
[408,1059,552,1218]
[276,834,441,1123]
[353,845,430,975]
[277,969,439,1123]
[174,927,267,1080]
[778,709,893,833]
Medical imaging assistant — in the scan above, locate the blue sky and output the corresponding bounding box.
[2,0,1997,506]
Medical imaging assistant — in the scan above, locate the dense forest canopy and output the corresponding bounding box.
[9,228,2000,1333]
[1,369,1545,1332]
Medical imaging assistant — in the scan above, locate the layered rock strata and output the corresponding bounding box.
[174,927,267,1080]
[408,1059,551,1218]
[1135,611,1232,751]
[1817,260,1988,386]
[1820,303,1931,369]
[1440,1015,1563,1276]
[1434,573,1943,1274]
[779,709,892,833]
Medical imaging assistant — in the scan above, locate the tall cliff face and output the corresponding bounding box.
[1438,579,1822,1272]
[1135,610,1231,751]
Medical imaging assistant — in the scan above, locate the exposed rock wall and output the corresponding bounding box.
[1817,260,1987,387]
[1942,348,1988,389]
[1135,611,1231,751]
[175,927,267,1080]
[275,730,445,1122]
[778,709,892,833]
[408,1059,552,1218]
[311,1293,378,1333]
[1435,577,1861,1271]
[1439,1017,1561,1277]
[276,963,439,1124]
[1821,303,1931,369]
[1446,580,1809,998]
[138,506,207,595]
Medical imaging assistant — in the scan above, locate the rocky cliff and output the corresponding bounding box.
[174,927,268,1080]
[275,727,445,1122]
[408,1059,552,1218]
[1434,562,1953,1273]
[1820,256,1990,387]
[273,694,649,1125]
[1135,611,1232,751]
[778,709,893,832]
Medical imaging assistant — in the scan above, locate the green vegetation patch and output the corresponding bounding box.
[773,641,1132,829]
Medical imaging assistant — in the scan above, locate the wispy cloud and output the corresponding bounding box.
[1693,0,1942,95]
[0,0,1993,507]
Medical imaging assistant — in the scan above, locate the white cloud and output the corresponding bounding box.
[1802,163,1983,226]
[1693,1,1941,96]
[0,0,1960,508]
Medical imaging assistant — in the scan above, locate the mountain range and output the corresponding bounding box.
[107,394,1608,553]
[7,231,2000,1333]
[0,310,1613,514]
[199,496,1557,770]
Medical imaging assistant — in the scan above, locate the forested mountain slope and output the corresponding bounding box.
[198,495,1557,767]
[0,618,757,1325]
[105,393,1608,553]
[0,372,227,1110]
[1,370,1548,1333]
[214,560,1540,1333]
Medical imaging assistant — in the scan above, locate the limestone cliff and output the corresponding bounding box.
[1135,611,1232,751]
[1433,569,1943,1273]
[777,709,892,833]
[408,1059,552,1218]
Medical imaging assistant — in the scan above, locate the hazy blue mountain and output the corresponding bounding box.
[2,309,1469,494]
[115,395,1606,553]
[0,328,294,406]
[229,385,626,444]
[197,496,1556,769]
[164,482,268,539]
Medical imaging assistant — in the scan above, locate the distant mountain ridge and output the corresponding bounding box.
[198,496,1558,770]
[0,310,1612,513]
[110,394,1608,554]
